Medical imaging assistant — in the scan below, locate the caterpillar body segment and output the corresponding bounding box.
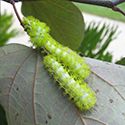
[44,55,96,111]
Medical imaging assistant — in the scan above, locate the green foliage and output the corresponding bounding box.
[77,21,119,62]
[116,57,125,66]
[0,105,8,125]
[0,11,19,47]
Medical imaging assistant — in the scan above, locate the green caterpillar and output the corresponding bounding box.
[23,16,97,111]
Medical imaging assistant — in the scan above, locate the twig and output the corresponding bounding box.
[112,6,125,16]
[10,0,25,28]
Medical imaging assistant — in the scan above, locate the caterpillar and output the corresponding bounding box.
[23,16,97,111]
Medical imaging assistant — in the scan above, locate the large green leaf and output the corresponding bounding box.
[21,0,84,50]
[0,44,125,125]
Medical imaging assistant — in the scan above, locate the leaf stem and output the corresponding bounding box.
[112,6,125,16]
[10,0,25,28]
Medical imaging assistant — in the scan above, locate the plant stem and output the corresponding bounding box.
[112,6,125,16]
[10,0,25,28]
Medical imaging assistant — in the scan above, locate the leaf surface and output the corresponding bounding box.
[0,44,125,125]
[21,0,85,50]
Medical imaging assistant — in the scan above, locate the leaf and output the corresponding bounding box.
[0,104,8,125]
[0,11,19,47]
[21,0,85,50]
[70,0,125,8]
[0,44,125,125]
[116,57,125,66]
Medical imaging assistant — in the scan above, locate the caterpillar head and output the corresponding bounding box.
[23,16,50,48]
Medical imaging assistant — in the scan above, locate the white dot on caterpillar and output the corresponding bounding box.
[51,60,58,66]
[68,80,76,85]
[63,52,67,56]
[51,45,55,49]
[27,20,31,26]
[74,84,80,89]
[61,73,70,80]
[47,41,50,45]
[42,29,45,33]
[56,48,61,53]
[81,93,89,99]
[38,26,41,31]
[75,63,81,68]
[56,67,64,73]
